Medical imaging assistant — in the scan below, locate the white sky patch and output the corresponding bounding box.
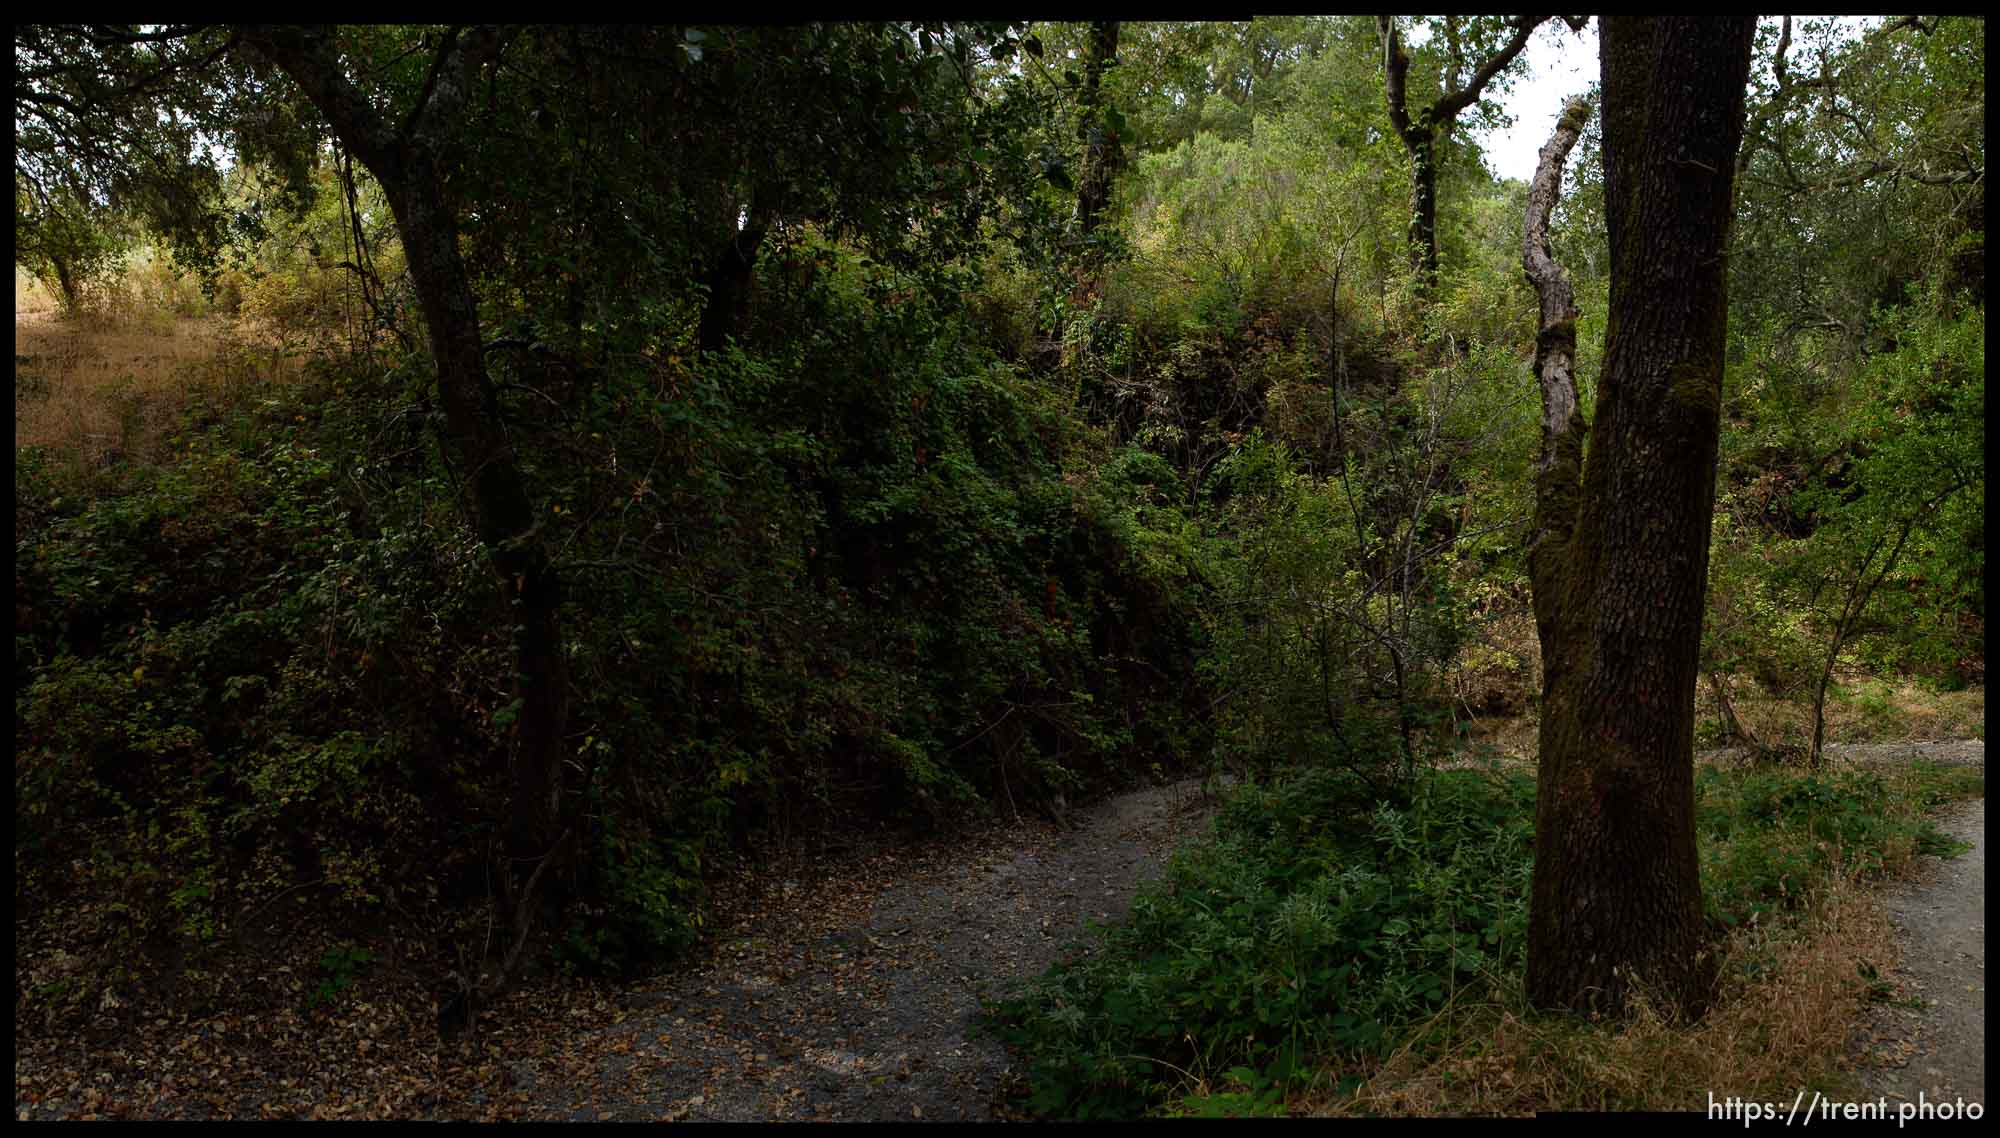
[1475,21,1596,185]
[1473,16,1879,185]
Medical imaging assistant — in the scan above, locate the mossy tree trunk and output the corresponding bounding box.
[1074,21,1122,249]
[1519,17,1756,1020]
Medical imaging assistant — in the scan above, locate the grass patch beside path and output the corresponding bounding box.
[986,757,1983,1118]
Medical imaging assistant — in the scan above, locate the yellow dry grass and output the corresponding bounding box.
[15,307,300,468]
[17,265,58,315]
[1714,678,1986,748]
[1306,874,1902,1116]
[1446,589,1985,763]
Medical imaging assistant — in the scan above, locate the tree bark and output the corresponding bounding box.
[1521,18,1755,1019]
[51,255,81,314]
[240,25,571,1022]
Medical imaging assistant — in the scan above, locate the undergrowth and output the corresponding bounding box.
[987,756,1982,1118]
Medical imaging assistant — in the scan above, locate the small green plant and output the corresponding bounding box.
[306,941,376,1009]
[1174,1066,1291,1118]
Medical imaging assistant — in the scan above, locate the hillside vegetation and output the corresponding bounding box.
[14,18,1983,1117]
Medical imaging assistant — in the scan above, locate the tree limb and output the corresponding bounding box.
[1522,95,1591,492]
[239,26,399,169]
[1431,15,1546,123]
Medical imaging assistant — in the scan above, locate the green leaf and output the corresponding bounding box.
[492,697,525,731]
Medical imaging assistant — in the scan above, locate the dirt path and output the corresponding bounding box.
[1851,791,1985,1107]
[18,740,1978,1120]
[481,778,1223,1121]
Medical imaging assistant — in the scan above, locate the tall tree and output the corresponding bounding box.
[236,26,572,1026]
[1073,20,1122,248]
[1377,14,1549,291]
[1520,15,1756,1018]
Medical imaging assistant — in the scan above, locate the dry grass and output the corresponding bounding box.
[1710,678,1986,748]
[1306,874,1901,1116]
[15,308,301,468]
[17,264,58,315]
[1445,591,1985,764]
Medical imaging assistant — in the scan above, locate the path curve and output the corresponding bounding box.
[491,778,1222,1121]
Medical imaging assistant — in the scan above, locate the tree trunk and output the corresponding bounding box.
[1074,21,1122,247]
[382,154,569,883]
[1405,134,1440,288]
[241,26,571,1024]
[1520,17,1755,1020]
[51,255,81,314]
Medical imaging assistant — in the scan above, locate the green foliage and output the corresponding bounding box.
[1789,294,1983,681]
[1695,762,1982,930]
[473,246,1215,972]
[305,941,377,1009]
[989,766,1535,1118]
[15,17,1982,1050]
[14,187,132,313]
[993,756,1980,1118]
[16,370,485,973]
[559,804,705,975]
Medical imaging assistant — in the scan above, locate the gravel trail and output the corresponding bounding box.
[1852,792,1985,1107]
[496,778,1223,1121]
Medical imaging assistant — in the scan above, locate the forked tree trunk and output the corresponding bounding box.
[1378,15,1544,294]
[1520,16,1756,1020]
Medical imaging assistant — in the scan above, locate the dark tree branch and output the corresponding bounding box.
[1430,14,1544,124]
[400,25,465,143]
[240,26,399,168]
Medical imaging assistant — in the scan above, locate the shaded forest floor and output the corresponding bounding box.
[13,778,1222,1121]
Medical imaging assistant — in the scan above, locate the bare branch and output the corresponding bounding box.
[1522,95,1592,539]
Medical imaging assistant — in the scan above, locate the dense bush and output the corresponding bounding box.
[14,242,1224,987]
[16,377,484,969]
[991,765,1535,1118]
